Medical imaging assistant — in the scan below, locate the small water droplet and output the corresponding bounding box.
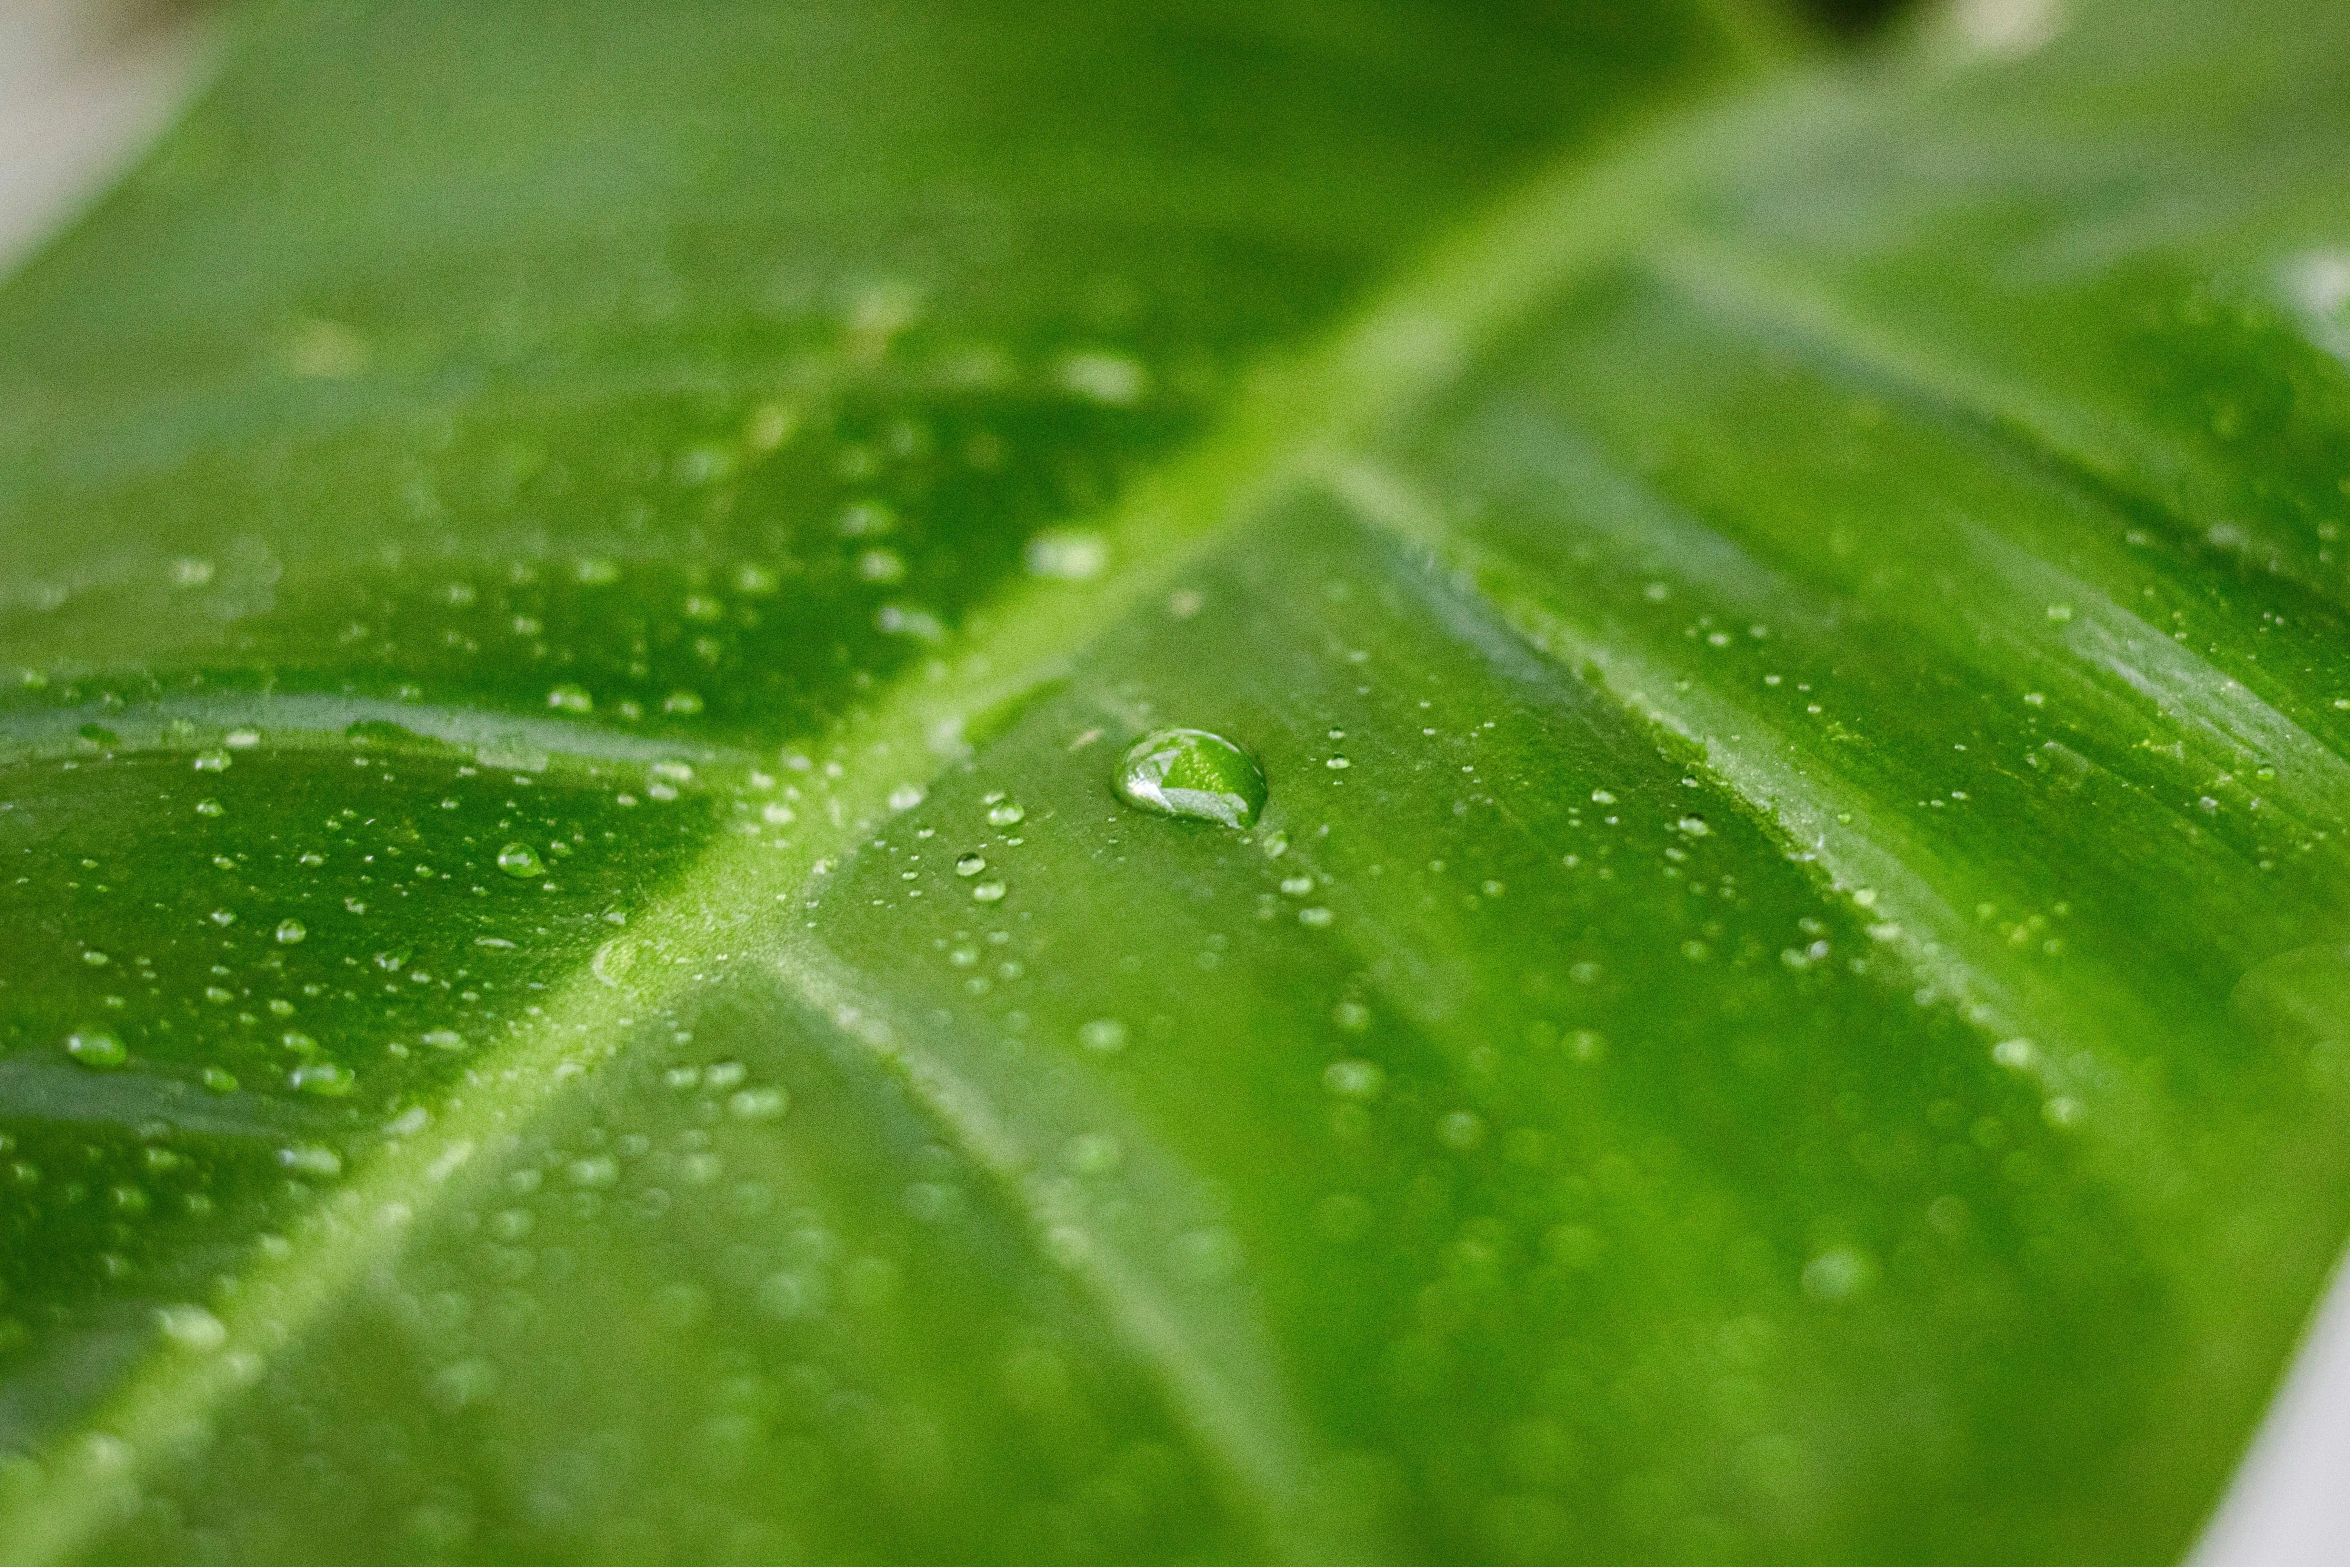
[1801,1247,1878,1304]
[972,880,1008,903]
[986,800,1026,828]
[728,1086,789,1121]
[546,683,593,714]
[1056,351,1150,405]
[192,750,230,773]
[1065,1131,1124,1174]
[275,919,307,945]
[888,784,926,812]
[1113,728,1267,829]
[64,1031,126,1070]
[1023,528,1108,580]
[1325,756,1350,770]
[954,853,987,878]
[1078,1019,1128,1054]
[155,1304,227,1353]
[497,843,545,879]
[201,1066,238,1094]
[279,1145,341,1178]
[1677,815,1710,837]
[1992,1037,2038,1070]
[1437,1110,1487,1150]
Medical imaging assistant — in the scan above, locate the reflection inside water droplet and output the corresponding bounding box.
[1113,728,1267,829]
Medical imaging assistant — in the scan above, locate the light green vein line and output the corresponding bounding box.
[0,693,759,773]
[1641,240,2350,817]
[1316,457,2204,1212]
[770,936,1390,1567]
[0,67,1819,1567]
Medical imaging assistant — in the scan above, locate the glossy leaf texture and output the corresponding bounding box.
[2,0,2348,1564]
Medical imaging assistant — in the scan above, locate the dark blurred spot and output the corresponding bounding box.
[1797,0,1918,34]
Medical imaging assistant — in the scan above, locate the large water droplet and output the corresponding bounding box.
[1114,728,1267,829]
[497,842,545,879]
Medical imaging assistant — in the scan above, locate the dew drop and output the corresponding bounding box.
[1801,1246,1878,1304]
[155,1304,227,1353]
[1113,728,1267,829]
[986,800,1026,828]
[954,853,987,878]
[1437,1110,1487,1150]
[728,1086,789,1122]
[1323,1059,1386,1099]
[64,1031,126,1070]
[972,880,1007,904]
[496,843,545,879]
[1078,1019,1129,1054]
[1023,528,1108,581]
[1056,351,1150,405]
[275,919,307,945]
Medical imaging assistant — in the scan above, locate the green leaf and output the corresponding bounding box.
[2,1,2347,1564]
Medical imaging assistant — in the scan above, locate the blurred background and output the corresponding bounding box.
[0,0,209,275]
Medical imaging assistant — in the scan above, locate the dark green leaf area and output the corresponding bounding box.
[0,0,1743,715]
[0,742,719,1439]
[0,385,1179,749]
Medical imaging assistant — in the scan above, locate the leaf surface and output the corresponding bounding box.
[2,2,2348,1565]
